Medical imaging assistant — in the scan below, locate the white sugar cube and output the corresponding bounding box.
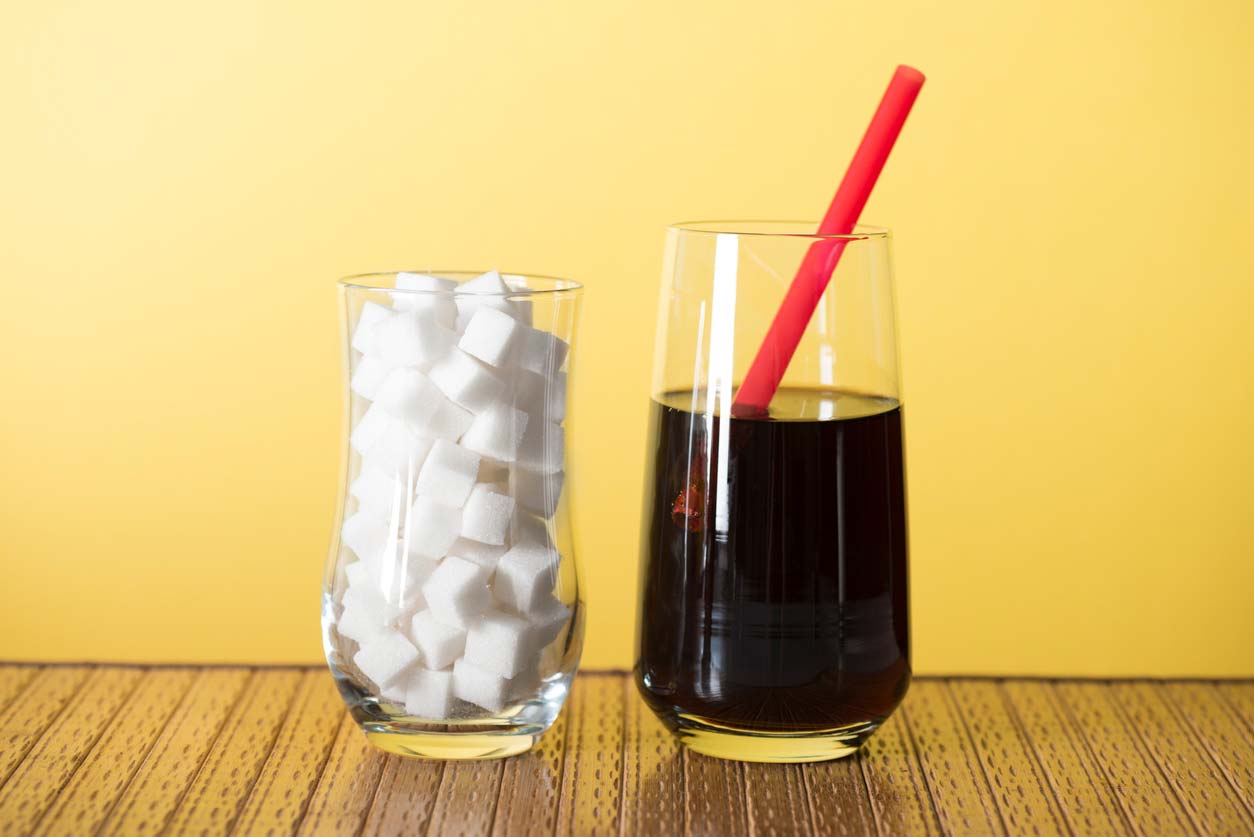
[393,272,457,328]
[351,301,393,357]
[344,559,372,589]
[494,542,559,613]
[458,307,522,368]
[516,369,566,423]
[379,551,437,612]
[406,495,462,559]
[353,630,420,691]
[512,468,564,519]
[452,657,511,713]
[498,274,534,325]
[409,610,467,670]
[464,610,535,678]
[367,418,433,476]
[426,398,474,441]
[448,538,507,573]
[528,595,572,649]
[377,308,457,369]
[350,467,402,517]
[454,270,519,329]
[517,327,569,376]
[460,403,529,462]
[416,440,480,507]
[343,584,404,625]
[403,667,456,718]
[376,368,442,426]
[337,606,385,645]
[510,513,554,550]
[341,509,388,561]
[516,420,564,474]
[350,403,392,456]
[428,348,505,413]
[350,356,390,401]
[422,556,492,628]
[461,483,516,545]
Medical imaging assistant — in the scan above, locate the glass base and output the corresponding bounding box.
[674,715,879,763]
[363,724,536,760]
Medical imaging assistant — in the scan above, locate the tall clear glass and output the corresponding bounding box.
[635,222,909,763]
[325,270,583,760]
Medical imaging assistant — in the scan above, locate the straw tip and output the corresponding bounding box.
[895,65,926,86]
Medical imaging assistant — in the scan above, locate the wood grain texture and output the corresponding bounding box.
[1000,680,1127,836]
[296,714,389,836]
[555,673,626,836]
[1162,682,1254,821]
[0,667,142,836]
[33,669,197,836]
[858,709,940,836]
[1054,681,1193,835]
[947,679,1067,835]
[1,668,1252,837]
[230,669,344,836]
[619,676,684,836]
[98,667,251,835]
[164,668,303,836]
[900,679,1005,835]
[492,688,570,836]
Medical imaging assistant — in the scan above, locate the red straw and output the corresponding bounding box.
[732,65,925,416]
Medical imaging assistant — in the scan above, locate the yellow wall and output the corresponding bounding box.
[3,0,1252,676]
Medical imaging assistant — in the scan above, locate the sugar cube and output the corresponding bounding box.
[353,630,420,691]
[422,556,492,628]
[515,369,566,423]
[528,594,572,649]
[377,308,456,369]
[351,301,393,357]
[512,467,564,519]
[458,307,522,368]
[454,270,519,329]
[460,403,529,462]
[428,348,505,413]
[425,398,474,441]
[350,467,402,518]
[453,657,511,713]
[464,610,534,678]
[416,440,480,507]
[448,538,506,573]
[404,667,456,718]
[350,356,390,401]
[409,609,467,670]
[494,542,559,613]
[510,513,554,550]
[379,550,437,612]
[393,272,457,328]
[516,420,564,474]
[367,418,433,476]
[406,495,462,559]
[375,368,441,426]
[341,509,388,561]
[350,403,392,455]
[461,483,516,545]
[516,327,569,376]
[498,273,534,325]
[343,584,404,625]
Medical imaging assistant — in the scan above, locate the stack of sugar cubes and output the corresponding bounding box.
[337,270,572,718]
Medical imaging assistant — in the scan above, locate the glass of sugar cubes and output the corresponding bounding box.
[323,269,583,760]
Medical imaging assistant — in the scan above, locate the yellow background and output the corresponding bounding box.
[2,0,1251,676]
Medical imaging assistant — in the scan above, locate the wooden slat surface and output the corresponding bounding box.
[0,666,1250,836]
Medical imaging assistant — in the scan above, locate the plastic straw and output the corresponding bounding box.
[732,65,925,416]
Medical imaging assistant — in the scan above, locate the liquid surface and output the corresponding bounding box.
[635,388,910,733]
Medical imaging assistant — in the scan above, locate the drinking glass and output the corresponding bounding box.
[324,271,584,760]
[635,222,909,763]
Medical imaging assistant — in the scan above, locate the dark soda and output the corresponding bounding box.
[635,388,910,735]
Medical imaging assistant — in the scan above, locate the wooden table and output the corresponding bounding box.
[0,665,1250,835]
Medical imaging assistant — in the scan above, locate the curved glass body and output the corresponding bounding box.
[325,270,583,760]
[636,223,909,763]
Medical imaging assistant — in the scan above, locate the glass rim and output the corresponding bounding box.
[338,270,583,297]
[668,220,890,240]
